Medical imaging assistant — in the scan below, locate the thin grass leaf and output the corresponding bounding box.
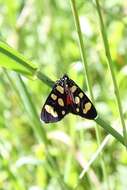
[95,0,127,147]
[74,135,110,189]
[4,71,70,190]
[79,135,110,179]
[70,0,108,186]
[0,41,54,87]
[0,41,36,76]
[95,116,125,146]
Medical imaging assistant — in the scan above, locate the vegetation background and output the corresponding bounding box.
[0,0,127,189]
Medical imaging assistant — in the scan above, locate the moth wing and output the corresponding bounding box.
[68,79,97,119]
[40,83,69,123]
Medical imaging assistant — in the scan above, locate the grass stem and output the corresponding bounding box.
[70,0,109,187]
[95,0,127,148]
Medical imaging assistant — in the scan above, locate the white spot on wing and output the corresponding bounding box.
[62,110,65,115]
[51,93,57,100]
[45,105,58,117]
[70,85,77,93]
[58,98,64,107]
[83,102,91,114]
[79,92,84,98]
[56,85,64,94]
[75,96,80,104]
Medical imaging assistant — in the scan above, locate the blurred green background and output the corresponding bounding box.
[0,0,127,190]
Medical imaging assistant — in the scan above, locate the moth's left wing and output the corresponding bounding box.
[41,82,69,123]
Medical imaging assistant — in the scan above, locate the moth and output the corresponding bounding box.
[40,74,97,123]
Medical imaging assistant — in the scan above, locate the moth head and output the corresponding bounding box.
[62,74,69,88]
[63,74,69,80]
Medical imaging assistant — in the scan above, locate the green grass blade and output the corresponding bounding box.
[36,71,54,87]
[0,41,54,87]
[4,71,70,190]
[70,0,108,186]
[15,75,48,143]
[95,0,127,147]
[0,41,36,76]
[95,116,125,146]
[79,135,110,178]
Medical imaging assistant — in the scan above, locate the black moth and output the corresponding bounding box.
[40,74,97,123]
